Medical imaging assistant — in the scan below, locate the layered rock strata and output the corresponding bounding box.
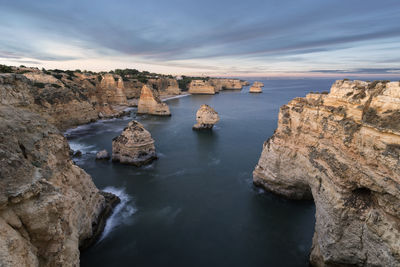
[253,80,400,266]
[147,78,181,96]
[112,120,157,166]
[209,79,244,91]
[193,104,220,130]
[0,105,117,266]
[188,80,216,95]
[137,85,171,116]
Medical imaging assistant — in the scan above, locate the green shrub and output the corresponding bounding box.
[34,82,46,88]
[0,64,13,73]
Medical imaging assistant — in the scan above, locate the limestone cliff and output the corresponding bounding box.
[188,80,216,95]
[137,85,171,116]
[249,81,264,93]
[253,80,400,266]
[98,74,128,106]
[0,105,116,266]
[209,78,244,92]
[147,78,181,96]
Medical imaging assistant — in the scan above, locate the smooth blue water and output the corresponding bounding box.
[68,79,336,267]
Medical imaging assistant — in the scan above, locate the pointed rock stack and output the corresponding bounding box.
[112,120,157,166]
[249,81,264,93]
[193,104,220,130]
[138,85,171,116]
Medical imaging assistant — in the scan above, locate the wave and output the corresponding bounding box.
[162,94,190,101]
[98,186,137,242]
[68,142,97,154]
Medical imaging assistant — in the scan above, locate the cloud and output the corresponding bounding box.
[0,0,399,75]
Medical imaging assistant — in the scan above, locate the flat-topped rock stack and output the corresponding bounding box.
[209,79,244,91]
[137,85,171,116]
[249,81,264,93]
[193,104,220,130]
[112,120,157,166]
[253,79,400,266]
[188,80,216,95]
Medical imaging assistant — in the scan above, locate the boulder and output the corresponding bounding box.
[96,149,110,160]
[137,85,171,116]
[112,120,157,166]
[193,104,220,130]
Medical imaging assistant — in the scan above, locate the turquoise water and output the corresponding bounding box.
[67,79,336,267]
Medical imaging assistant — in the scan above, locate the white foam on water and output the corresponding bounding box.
[68,142,97,154]
[98,186,137,242]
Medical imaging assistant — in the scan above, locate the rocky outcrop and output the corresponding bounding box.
[112,120,157,166]
[137,85,171,116]
[249,81,264,93]
[253,80,400,266]
[124,79,144,99]
[209,79,244,92]
[96,150,110,160]
[99,74,128,106]
[0,105,117,266]
[193,104,220,130]
[188,80,216,95]
[147,78,181,96]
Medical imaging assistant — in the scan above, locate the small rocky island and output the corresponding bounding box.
[249,81,264,93]
[112,120,157,166]
[193,104,220,130]
[137,85,171,116]
[253,80,400,266]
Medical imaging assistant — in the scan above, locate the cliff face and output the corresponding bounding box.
[209,79,243,92]
[137,85,171,116]
[0,105,109,266]
[188,80,216,95]
[253,80,400,266]
[147,78,181,96]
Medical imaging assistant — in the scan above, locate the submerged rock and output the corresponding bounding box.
[137,85,171,116]
[96,149,110,160]
[193,104,220,130]
[253,80,400,266]
[73,150,82,157]
[249,81,264,93]
[112,120,157,166]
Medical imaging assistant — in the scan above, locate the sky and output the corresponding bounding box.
[0,0,400,77]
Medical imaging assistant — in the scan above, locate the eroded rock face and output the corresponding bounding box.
[193,104,220,130]
[0,105,114,267]
[147,78,181,96]
[188,80,216,95]
[209,79,244,92]
[253,80,400,266]
[96,149,110,160]
[112,120,157,166]
[137,85,171,116]
[99,74,128,106]
[249,81,264,93]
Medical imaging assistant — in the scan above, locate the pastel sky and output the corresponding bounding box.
[1,0,400,77]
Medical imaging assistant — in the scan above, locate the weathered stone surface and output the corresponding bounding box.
[99,74,128,106]
[124,79,144,99]
[147,78,181,96]
[193,104,220,130]
[249,81,264,93]
[188,80,216,94]
[0,105,117,267]
[112,120,157,166]
[253,80,400,266]
[96,149,110,160]
[137,85,171,116]
[209,79,244,92]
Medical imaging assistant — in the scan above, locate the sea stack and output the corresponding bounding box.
[249,81,264,93]
[137,85,171,116]
[188,80,216,95]
[112,120,157,166]
[253,80,400,266]
[193,104,220,130]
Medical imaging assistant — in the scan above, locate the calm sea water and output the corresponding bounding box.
[67,79,336,267]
